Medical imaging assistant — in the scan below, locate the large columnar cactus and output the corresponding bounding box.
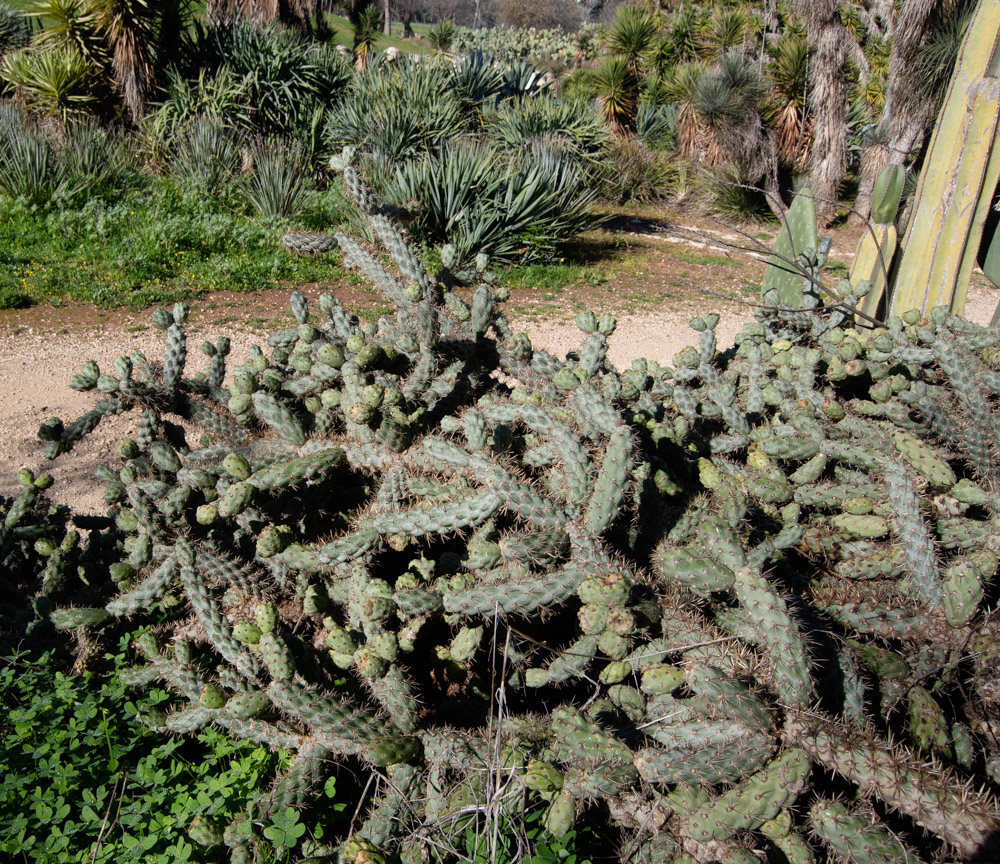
[42,165,1000,863]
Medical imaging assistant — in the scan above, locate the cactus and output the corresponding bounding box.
[760,190,825,309]
[887,1,1000,318]
[852,164,905,319]
[34,161,1000,862]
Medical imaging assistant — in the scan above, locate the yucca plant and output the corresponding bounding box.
[0,115,64,203]
[699,6,750,61]
[169,114,242,195]
[699,160,776,223]
[599,133,679,203]
[605,3,659,76]
[764,33,811,166]
[451,50,506,116]
[242,136,311,221]
[325,58,462,160]
[665,60,707,162]
[141,66,249,165]
[0,2,32,54]
[26,0,105,63]
[485,94,607,156]
[58,117,135,198]
[428,18,454,53]
[635,99,677,151]
[352,3,382,72]
[593,54,639,134]
[0,44,101,125]
[691,51,783,218]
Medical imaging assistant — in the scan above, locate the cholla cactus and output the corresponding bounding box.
[42,164,1000,862]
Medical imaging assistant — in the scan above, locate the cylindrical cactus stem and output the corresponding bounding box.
[808,798,926,864]
[785,710,999,858]
[732,566,813,709]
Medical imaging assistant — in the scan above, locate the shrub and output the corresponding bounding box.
[385,139,598,263]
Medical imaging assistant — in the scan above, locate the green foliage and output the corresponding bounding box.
[0,176,349,308]
[385,139,598,264]
[241,136,312,222]
[324,56,463,160]
[0,1,32,52]
[0,42,99,122]
[485,94,607,155]
[0,647,285,863]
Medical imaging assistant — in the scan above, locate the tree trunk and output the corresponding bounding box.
[794,0,847,228]
[383,0,390,34]
[851,0,943,225]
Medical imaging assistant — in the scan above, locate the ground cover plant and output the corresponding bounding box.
[4,160,998,863]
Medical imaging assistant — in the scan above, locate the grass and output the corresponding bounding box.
[0,180,351,311]
[668,249,745,267]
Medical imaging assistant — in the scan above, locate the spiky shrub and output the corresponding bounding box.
[384,139,598,265]
[44,167,1000,862]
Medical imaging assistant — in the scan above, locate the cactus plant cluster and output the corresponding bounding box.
[40,165,1000,863]
[451,24,599,65]
[0,468,113,652]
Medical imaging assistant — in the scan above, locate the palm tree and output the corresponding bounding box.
[791,0,848,227]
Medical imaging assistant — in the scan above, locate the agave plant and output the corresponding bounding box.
[635,100,677,152]
[385,139,597,264]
